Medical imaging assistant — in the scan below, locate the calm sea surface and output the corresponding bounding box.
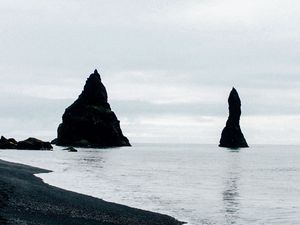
[1,144,300,225]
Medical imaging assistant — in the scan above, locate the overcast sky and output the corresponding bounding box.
[0,0,299,144]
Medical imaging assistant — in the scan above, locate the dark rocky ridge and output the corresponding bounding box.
[17,138,53,150]
[219,88,249,148]
[0,136,17,149]
[54,70,130,148]
[0,136,52,150]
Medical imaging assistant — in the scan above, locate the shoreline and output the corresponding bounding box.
[0,159,184,225]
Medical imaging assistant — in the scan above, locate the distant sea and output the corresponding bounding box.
[1,144,300,225]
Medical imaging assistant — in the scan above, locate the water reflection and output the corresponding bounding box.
[223,150,241,224]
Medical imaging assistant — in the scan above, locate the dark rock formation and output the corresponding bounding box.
[219,88,249,148]
[63,147,78,152]
[55,69,130,148]
[0,136,52,150]
[0,136,17,149]
[17,138,53,150]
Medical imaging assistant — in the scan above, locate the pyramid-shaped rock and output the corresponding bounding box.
[219,88,248,148]
[54,70,130,148]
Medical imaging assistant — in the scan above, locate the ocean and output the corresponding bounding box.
[1,144,300,225]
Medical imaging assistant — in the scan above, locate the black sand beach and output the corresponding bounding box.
[0,159,184,225]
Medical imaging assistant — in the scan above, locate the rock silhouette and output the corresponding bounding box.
[0,136,52,150]
[17,138,53,150]
[54,69,130,148]
[219,88,248,148]
[63,147,78,152]
[0,136,17,149]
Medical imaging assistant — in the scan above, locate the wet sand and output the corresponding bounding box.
[0,159,184,225]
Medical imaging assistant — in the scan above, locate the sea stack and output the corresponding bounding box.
[54,69,130,148]
[219,88,248,148]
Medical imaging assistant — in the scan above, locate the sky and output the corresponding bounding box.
[0,0,299,144]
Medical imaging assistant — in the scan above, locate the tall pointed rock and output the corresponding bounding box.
[54,70,130,148]
[219,88,248,148]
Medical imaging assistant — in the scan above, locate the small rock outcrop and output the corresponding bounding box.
[17,138,53,150]
[54,69,130,148]
[0,136,17,149]
[219,88,248,148]
[63,147,78,152]
[0,136,53,150]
